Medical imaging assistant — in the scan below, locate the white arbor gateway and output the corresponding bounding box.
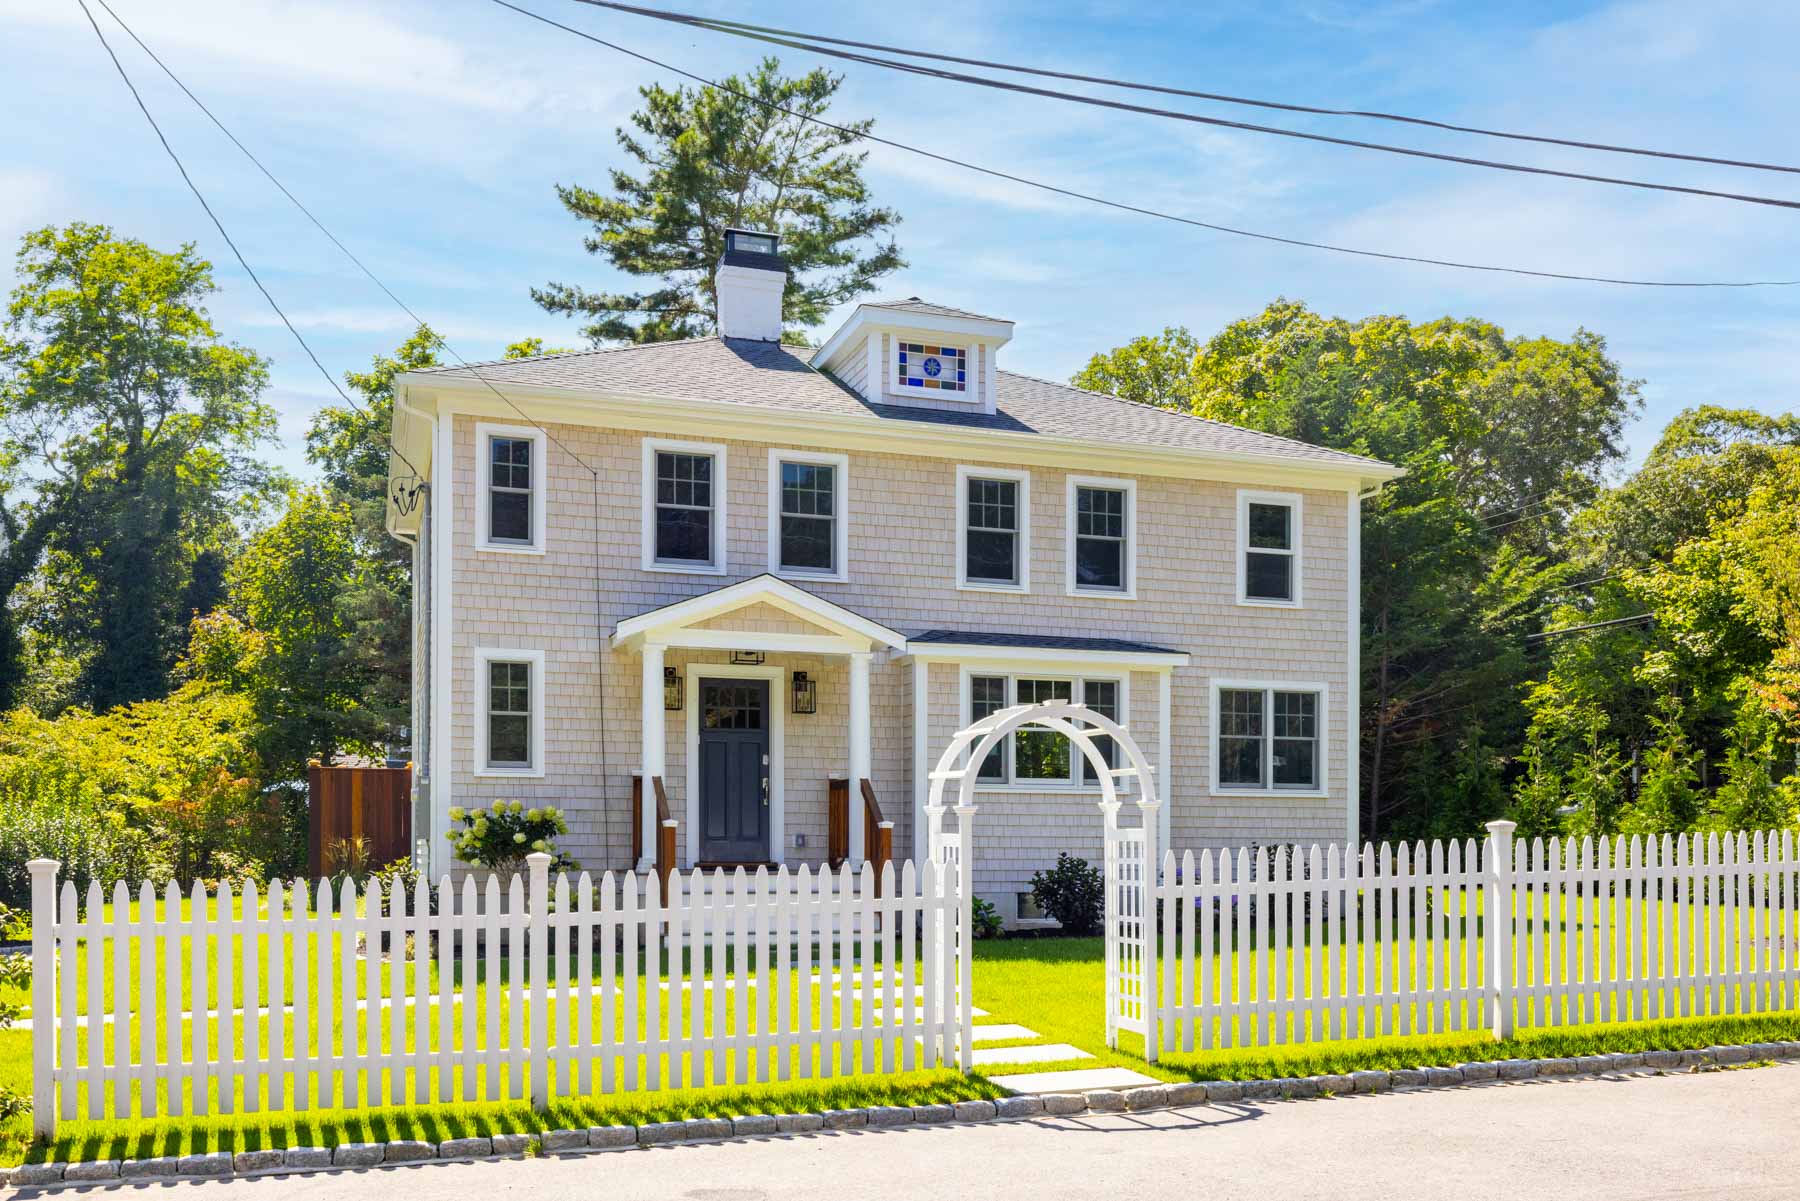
[925,699,1165,1061]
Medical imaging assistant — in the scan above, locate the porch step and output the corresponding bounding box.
[987,1066,1161,1095]
[970,1043,1093,1067]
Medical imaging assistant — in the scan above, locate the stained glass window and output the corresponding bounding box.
[897,342,967,391]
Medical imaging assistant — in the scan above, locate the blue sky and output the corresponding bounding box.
[5,0,1797,479]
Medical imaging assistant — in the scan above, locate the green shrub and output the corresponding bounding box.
[971,896,1005,939]
[447,800,575,872]
[1031,852,1104,936]
[0,801,163,910]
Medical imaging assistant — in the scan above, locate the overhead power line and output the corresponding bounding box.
[87,0,599,483]
[1525,613,1654,641]
[72,0,435,504]
[492,1,1800,288]
[580,1,1800,178]
[566,0,1800,214]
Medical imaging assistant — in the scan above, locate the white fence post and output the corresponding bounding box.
[954,804,976,1073]
[1486,820,1516,1041]
[28,858,58,1141]
[1138,798,1162,1064]
[527,853,552,1109]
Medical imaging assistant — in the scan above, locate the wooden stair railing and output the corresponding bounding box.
[828,777,895,894]
[631,774,677,902]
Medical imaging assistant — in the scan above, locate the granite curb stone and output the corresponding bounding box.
[727,1116,777,1138]
[821,1109,867,1131]
[775,1112,826,1133]
[331,1143,384,1168]
[1165,1081,1209,1107]
[121,1156,183,1178]
[541,1129,588,1152]
[1082,1090,1127,1112]
[283,1147,333,1169]
[440,1137,495,1159]
[61,1161,120,1183]
[232,1149,287,1174]
[1350,1070,1391,1093]
[1123,1085,1172,1111]
[7,1163,68,1187]
[1205,1079,1248,1102]
[867,1105,915,1127]
[952,1099,998,1122]
[910,1103,955,1124]
[383,1141,436,1164]
[636,1121,687,1146]
[1499,1058,1541,1080]
[490,1133,534,1155]
[1042,1092,1089,1115]
[683,1118,735,1142]
[180,1151,235,1177]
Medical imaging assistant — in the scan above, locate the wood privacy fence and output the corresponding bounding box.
[306,764,411,879]
[1153,821,1800,1055]
[25,852,974,1140]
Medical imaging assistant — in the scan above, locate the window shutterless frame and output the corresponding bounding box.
[960,668,1128,788]
[766,449,850,581]
[473,647,546,777]
[641,437,728,574]
[955,464,1030,592]
[1065,475,1137,598]
[1236,489,1303,606]
[1209,679,1328,797]
[474,422,547,554]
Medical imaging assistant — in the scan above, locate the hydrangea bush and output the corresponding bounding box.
[446,799,575,872]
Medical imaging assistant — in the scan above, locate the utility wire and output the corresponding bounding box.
[565,0,1800,214]
[493,0,1800,288]
[73,0,432,501]
[1526,613,1654,641]
[581,0,1800,178]
[88,0,600,482]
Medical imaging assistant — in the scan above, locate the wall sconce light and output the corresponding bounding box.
[663,666,683,711]
[731,650,766,665]
[791,671,817,714]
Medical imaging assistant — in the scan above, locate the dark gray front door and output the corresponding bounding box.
[697,678,771,862]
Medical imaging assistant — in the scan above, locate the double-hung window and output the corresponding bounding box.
[476,424,546,552]
[965,673,1123,786]
[1067,476,1135,597]
[957,466,1030,590]
[475,647,545,775]
[768,450,848,579]
[1238,490,1302,605]
[642,438,727,572]
[1213,683,1324,793]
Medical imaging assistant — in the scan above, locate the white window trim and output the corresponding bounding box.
[641,437,728,575]
[1208,678,1328,798]
[473,646,546,778]
[958,665,1130,791]
[891,337,978,402]
[1237,488,1304,607]
[1065,474,1138,600]
[474,422,547,555]
[955,464,1031,593]
[684,662,786,867]
[766,448,850,583]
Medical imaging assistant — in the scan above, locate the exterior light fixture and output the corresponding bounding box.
[731,650,766,665]
[663,666,683,711]
[791,671,817,714]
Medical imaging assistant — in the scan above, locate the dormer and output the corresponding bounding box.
[812,298,1014,416]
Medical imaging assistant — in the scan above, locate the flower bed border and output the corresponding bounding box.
[5,1041,1794,1189]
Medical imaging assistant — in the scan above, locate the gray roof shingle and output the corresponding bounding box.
[411,334,1390,471]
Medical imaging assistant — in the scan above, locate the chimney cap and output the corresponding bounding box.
[720,228,784,270]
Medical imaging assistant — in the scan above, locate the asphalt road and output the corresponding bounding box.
[23,1065,1799,1201]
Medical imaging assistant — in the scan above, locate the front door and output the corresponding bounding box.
[697,678,771,863]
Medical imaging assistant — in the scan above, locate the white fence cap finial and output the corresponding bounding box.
[1485,819,1518,837]
[26,859,60,875]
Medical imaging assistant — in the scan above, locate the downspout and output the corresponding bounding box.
[392,385,438,869]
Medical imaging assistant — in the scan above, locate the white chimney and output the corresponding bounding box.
[715,228,786,341]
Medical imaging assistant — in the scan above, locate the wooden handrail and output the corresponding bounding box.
[632,775,677,902]
[829,778,894,894]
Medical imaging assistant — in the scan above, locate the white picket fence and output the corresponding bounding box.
[26,852,973,1139]
[1153,821,1800,1053]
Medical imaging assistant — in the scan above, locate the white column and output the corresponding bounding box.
[848,650,872,865]
[1346,487,1363,848]
[639,641,666,870]
[1158,669,1173,853]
